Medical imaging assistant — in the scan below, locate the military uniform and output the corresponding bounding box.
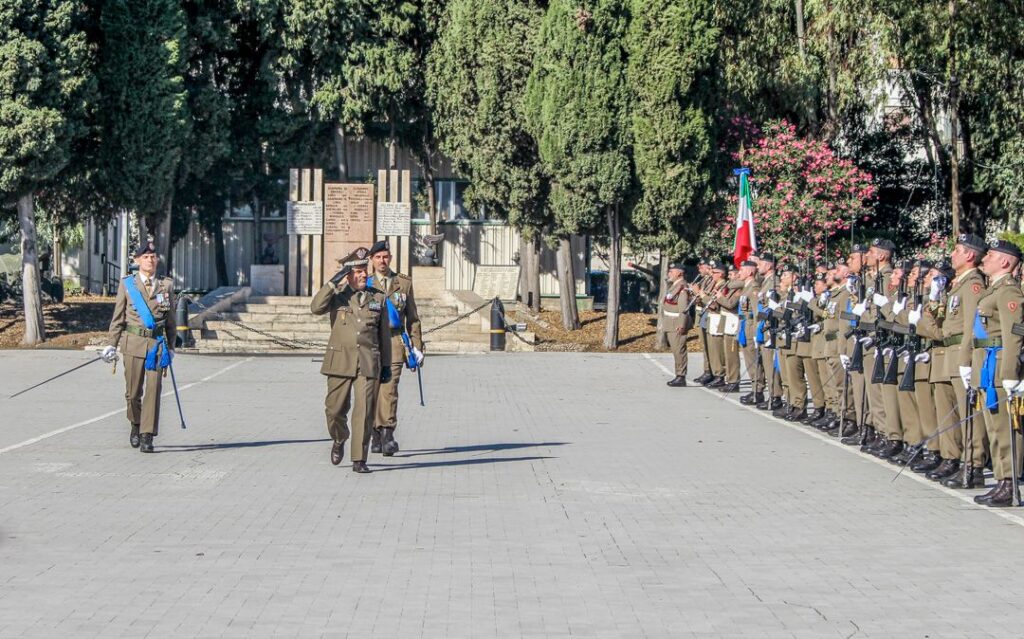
[824,280,854,433]
[105,243,176,453]
[700,268,728,386]
[368,244,423,456]
[311,248,392,472]
[971,258,1024,505]
[662,271,693,386]
[737,275,762,400]
[757,268,782,408]
[915,282,953,471]
[717,278,745,391]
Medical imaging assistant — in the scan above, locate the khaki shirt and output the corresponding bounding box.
[971,273,1024,385]
[107,273,176,358]
[371,270,423,352]
[661,278,693,333]
[311,281,392,378]
[943,268,986,377]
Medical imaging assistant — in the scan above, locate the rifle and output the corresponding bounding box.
[878,320,903,385]
[964,387,978,488]
[898,278,924,392]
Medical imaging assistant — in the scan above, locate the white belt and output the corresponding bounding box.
[664,311,680,318]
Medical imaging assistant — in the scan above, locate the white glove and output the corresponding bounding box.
[793,327,806,339]
[846,277,857,294]
[914,352,930,364]
[892,297,906,315]
[840,354,851,370]
[908,305,922,326]
[858,336,874,348]
[1014,380,1024,396]
[101,345,117,363]
[852,302,866,317]
[809,323,822,334]
[1002,379,1020,394]
[818,292,829,305]
[411,346,424,367]
[768,300,780,311]
[929,279,942,301]
[958,365,972,389]
[799,290,814,303]
[882,347,894,358]
[872,293,889,307]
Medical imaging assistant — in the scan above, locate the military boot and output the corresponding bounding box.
[772,401,791,418]
[694,372,713,385]
[351,460,372,474]
[331,440,345,466]
[843,425,871,447]
[785,405,807,422]
[911,451,943,474]
[804,407,827,426]
[926,458,960,481]
[941,465,985,489]
[130,424,141,449]
[139,433,154,453]
[667,376,687,387]
[740,391,764,405]
[975,480,1014,507]
[381,427,399,456]
[705,376,725,388]
[719,382,741,393]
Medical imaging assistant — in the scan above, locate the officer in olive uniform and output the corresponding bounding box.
[824,261,855,435]
[806,272,832,427]
[367,240,423,457]
[716,263,750,393]
[311,247,392,473]
[911,261,954,473]
[969,241,1024,506]
[755,255,783,410]
[697,261,728,387]
[662,262,693,386]
[929,234,989,487]
[103,242,176,453]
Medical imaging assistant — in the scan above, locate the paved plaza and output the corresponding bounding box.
[2,350,1024,637]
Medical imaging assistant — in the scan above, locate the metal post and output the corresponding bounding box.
[490,298,506,352]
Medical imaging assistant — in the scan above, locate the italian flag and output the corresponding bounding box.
[733,167,756,268]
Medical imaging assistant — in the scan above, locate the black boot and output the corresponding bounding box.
[139,433,154,453]
[887,444,915,465]
[129,424,141,449]
[719,382,741,393]
[804,408,827,426]
[840,420,858,438]
[785,405,808,422]
[381,427,399,456]
[976,479,1014,506]
[741,392,764,406]
[926,458,960,481]
[911,451,942,474]
[331,440,345,466]
[694,372,713,385]
[351,460,372,474]
[370,428,383,454]
[667,376,687,387]
[875,440,904,461]
[843,425,870,446]
[942,465,985,489]
[705,376,725,388]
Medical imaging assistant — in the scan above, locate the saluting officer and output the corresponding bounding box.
[311,248,392,473]
[366,240,423,457]
[662,262,693,387]
[102,242,176,453]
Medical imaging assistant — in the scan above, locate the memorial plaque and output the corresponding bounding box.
[376,201,412,236]
[323,183,375,273]
[472,265,521,301]
[286,201,323,235]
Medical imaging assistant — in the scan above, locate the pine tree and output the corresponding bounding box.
[526,0,634,348]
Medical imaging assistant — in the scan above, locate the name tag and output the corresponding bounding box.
[368,301,381,312]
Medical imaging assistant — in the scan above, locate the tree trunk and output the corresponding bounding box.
[556,237,580,330]
[530,236,542,314]
[424,160,437,235]
[947,0,961,235]
[17,194,46,345]
[333,124,349,181]
[212,219,229,287]
[518,234,529,305]
[388,119,397,170]
[603,206,621,350]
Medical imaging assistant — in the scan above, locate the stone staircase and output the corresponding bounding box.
[185,267,531,354]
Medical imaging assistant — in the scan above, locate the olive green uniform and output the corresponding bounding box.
[371,270,422,432]
[663,279,693,376]
[758,273,783,399]
[717,280,745,384]
[944,268,988,468]
[106,273,176,436]
[311,281,392,463]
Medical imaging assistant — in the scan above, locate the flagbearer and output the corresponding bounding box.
[102,242,176,453]
[367,240,423,456]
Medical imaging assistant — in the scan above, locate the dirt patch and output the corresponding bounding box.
[0,296,115,349]
[506,308,703,353]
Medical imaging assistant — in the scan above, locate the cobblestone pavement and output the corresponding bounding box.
[1,350,1023,638]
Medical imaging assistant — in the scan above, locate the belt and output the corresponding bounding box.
[973,337,1003,348]
[664,311,680,318]
[126,325,156,338]
[824,331,837,342]
[943,334,963,347]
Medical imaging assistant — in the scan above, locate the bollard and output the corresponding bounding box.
[175,295,194,348]
[490,298,506,352]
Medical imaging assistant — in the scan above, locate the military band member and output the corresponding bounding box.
[311,247,392,473]
[367,240,423,457]
[716,263,749,393]
[102,242,176,453]
[662,262,693,387]
[931,234,989,487]
[969,240,1024,506]
[696,261,728,387]
[693,259,715,384]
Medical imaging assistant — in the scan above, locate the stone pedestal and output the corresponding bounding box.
[250,265,285,295]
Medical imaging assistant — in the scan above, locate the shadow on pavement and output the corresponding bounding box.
[396,442,569,459]
[368,455,556,472]
[158,438,331,452]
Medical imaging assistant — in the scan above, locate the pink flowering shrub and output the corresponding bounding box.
[706,120,877,261]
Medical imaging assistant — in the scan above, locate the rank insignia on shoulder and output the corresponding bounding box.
[1010,301,1019,312]
[972,283,982,295]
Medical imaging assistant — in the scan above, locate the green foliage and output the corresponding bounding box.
[97,0,189,219]
[427,0,549,232]
[525,0,634,237]
[627,0,723,250]
[0,0,94,201]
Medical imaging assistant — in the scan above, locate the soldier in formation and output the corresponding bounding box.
[663,233,1024,507]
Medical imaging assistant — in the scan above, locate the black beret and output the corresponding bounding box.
[133,242,156,258]
[989,240,1023,261]
[368,239,390,256]
[759,252,776,263]
[915,259,933,271]
[668,262,685,271]
[850,243,868,254]
[780,262,797,273]
[741,260,757,267]
[898,259,915,271]
[871,237,896,252]
[955,233,988,254]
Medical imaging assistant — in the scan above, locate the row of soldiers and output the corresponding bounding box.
[659,234,1024,508]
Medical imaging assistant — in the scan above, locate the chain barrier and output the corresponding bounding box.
[185,294,495,350]
[494,303,540,346]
